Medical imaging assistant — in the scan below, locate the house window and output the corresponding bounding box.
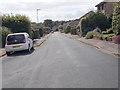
[101,4,104,10]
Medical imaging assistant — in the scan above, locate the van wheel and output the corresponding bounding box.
[6,52,11,56]
[31,45,34,50]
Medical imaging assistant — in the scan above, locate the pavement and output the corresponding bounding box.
[64,33,119,57]
[2,32,118,88]
[0,34,51,57]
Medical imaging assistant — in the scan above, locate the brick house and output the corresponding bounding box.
[95,0,118,17]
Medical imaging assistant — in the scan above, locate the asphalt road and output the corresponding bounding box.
[2,32,118,88]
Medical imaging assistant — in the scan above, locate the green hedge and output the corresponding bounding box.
[80,12,111,37]
[2,14,31,34]
[0,27,12,48]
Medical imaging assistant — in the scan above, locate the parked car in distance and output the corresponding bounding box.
[5,33,34,56]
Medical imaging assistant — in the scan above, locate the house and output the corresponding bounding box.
[95,0,118,17]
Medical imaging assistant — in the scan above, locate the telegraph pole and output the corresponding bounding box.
[36,9,41,23]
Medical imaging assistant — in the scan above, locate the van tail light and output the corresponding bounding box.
[6,41,11,45]
[23,36,26,43]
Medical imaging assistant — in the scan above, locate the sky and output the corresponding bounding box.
[0,0,104,22]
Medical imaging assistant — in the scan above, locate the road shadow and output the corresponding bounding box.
[7,48,35,57]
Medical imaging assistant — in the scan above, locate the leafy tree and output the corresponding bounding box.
[43,27,51,34]
[31,22,44,38]
[2,14,31,34]
[86,12,110,30]
[80,12,111,36]
[44,19,53,29]
[39,28,43,37]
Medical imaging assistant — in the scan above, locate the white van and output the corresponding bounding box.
[5,33,34,55]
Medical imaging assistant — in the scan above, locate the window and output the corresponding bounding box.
[7,34,25,45]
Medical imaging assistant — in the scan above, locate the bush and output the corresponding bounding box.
[0,27,12,48]
[102,33,115,41]
[93,32,101,39]
[93,27,101,33]
[39,28,43,37]
[80,11,111,36]
[60,29,64,33]
[102,31,108,34]
[70,27,77,35]
[64,25,71,34]
[43,27,51,34]
[32,29,40,39]
[85,31,94,39]
[106,28,114,34]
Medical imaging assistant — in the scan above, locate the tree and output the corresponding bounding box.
[44,19,53,29]
[80,12,111,36]
[112,2,120,35]
[2,14,31,34]
[86,12,110,31]
[43,27,51,34]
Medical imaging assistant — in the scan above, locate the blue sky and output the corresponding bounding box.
[1,0,103,22]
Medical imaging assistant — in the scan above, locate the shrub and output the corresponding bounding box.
[93,32,101,39]
[64,25,71,34]
[102,33,115,41]
[85,31,94,39]
[60,29,64,33]
[106,28,114,34]
[43,27,51,34]
[93,27,101,33]
[98,35,103,40]
[80,11,111,36]
[32,29,40,39]
[102,31,108,34]
[39,28,43,37]
[70,27,77,35]
[0,27,12,48]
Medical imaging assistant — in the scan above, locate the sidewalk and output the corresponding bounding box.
[64,33,119,57]
[34,33,51,47]
[0,34,51,57]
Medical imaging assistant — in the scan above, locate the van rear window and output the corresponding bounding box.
[7,34,25,45]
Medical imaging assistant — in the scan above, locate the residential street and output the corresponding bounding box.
[2,32,118,88]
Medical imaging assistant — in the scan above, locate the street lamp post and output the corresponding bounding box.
[36,9,41,23]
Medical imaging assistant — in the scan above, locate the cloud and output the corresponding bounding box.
[1,0,103,22]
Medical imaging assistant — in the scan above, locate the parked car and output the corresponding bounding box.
[5,33,34,56]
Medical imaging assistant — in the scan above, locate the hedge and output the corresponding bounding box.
[0,27,12,48]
